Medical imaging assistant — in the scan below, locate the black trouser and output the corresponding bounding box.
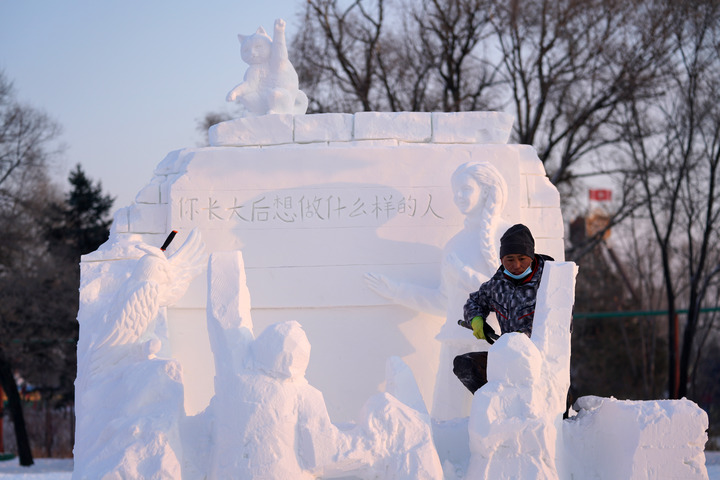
[453,351,488,394]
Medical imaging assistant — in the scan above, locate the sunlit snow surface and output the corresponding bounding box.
[0,453,719,479]
[0,458,73,479]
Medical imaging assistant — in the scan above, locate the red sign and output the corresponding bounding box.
[589,189,612,201]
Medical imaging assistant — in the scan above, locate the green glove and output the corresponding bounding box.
[471,316,486,340]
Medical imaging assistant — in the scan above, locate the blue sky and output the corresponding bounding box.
[0,1,301,208]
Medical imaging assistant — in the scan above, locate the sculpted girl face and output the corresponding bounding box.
[452,173,483,215]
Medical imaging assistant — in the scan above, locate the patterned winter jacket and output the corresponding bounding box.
[463,254,553,337]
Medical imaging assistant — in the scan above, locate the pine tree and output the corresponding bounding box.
[49,164,115,259]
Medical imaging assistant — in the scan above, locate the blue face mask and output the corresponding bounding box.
[504,265,532,280]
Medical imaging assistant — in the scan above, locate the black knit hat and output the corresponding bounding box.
[499,224,535,258]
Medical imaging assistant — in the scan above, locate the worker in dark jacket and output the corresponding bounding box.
[453,224,553,394]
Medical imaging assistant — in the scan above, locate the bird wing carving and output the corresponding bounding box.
[89,281,161,371]
[162,228,206,305]
[103,281,160,348]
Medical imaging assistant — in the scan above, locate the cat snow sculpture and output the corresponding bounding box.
[227,18,308,116]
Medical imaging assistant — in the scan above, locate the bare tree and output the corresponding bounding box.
[0,71,62,466]
[408,0,500,112]
[293,0,388,112]
[621,0,720,398]
[292,0,501,113]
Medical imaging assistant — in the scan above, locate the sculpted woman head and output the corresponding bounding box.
[451,162,508,218]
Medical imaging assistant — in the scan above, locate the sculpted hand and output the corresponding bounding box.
[445,252,465,273]
[364,273,399,300]
[275,18,286,31]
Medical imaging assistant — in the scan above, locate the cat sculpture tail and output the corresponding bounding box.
[294,90,309,115]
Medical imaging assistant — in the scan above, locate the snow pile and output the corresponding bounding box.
[565,396,709,479]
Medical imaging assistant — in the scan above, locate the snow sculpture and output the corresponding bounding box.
[76,100,712,478]
[226,18,308,116]
[74,241,443,479]
[564,396,709,479]
[73,229,205,480]
[366,161,511,420]
[355,392,444,480]
[465,261,576,480]
[206,251,254,382]
[468,333,555,479]
[209,320,362,479]
[207,319,443,480]
[200,250,443,479]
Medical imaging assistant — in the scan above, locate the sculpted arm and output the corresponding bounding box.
[364,273,446,316]
[272,18,289,62]
[445,252,491,294]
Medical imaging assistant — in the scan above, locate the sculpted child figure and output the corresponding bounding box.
[365,162,511,420]
[226,18,309,116]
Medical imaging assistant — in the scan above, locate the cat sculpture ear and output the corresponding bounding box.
[237,26,270,45]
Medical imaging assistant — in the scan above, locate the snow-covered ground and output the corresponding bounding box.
[0,452,719,479]
[0,458,73,479]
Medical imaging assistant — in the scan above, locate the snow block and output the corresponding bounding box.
[564,396,709,480]
[110,207,130,234]
[532,262,576,364]
[206,251,254,383]
[354,111,432,142]
[517,145,546,175]
[432,111,514,144]
[520,206,564,241]
[333,138,399,147]
[159,175,172,204]
[127,203,167,233]
[208,114,294,146]
[526,175,560,208]
[534,238,565,265]
[294,112,353,143]
[155,149,190,176]
[135,177,161,204]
